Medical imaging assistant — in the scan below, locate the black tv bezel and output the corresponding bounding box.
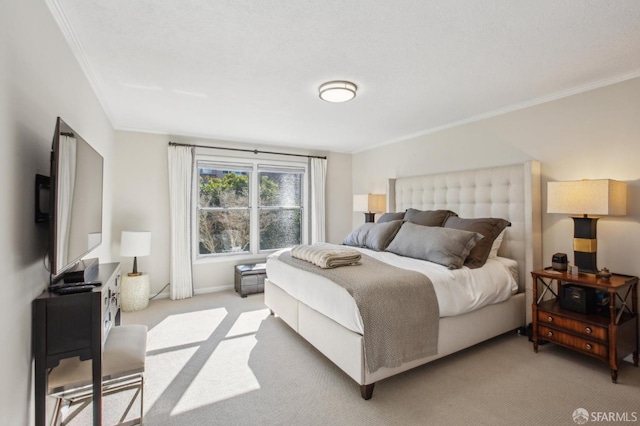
[49,117,104,282]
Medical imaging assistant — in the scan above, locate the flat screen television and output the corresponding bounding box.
[49,117,104,280]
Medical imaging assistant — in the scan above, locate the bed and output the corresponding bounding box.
[264,161,542,399]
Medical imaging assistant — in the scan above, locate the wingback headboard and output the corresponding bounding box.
[387,161,542,315]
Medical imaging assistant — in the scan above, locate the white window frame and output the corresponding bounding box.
[193,155,309,263]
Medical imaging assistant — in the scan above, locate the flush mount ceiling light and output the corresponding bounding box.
[319,80,357,103]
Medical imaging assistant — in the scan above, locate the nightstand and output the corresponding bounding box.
[531,269,638,382]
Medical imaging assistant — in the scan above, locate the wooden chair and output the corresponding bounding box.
[47,324,148,425]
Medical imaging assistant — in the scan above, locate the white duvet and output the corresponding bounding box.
[266,247,519,335]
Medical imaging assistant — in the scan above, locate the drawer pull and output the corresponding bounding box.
[586,343,592,350]
[547,331,553,338]
[585,327,592,334]
[547,316,553,322]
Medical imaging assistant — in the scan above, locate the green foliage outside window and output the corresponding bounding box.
[198,167,302,255]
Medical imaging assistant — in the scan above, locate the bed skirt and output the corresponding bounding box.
[265,279,525,393]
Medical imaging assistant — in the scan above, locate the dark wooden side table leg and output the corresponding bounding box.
[532,275,539,353]
[633,282,639,367]
[608,288,618,383]
[92,357,102,425]
[34,300,47,426]
[34,358,46,426]
[91,295,102,425]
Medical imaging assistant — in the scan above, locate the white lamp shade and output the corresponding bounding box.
[353,194,386,213]
[120,231,151,257]
[547,179,627,216]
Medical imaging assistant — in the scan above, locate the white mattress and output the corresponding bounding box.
[266,247,519,335]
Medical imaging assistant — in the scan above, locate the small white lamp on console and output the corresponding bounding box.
[120,231,151,311]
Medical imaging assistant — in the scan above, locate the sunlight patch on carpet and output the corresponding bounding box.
[226,308,270,338]
[172,335,261,413]
[144,347,199,411]
[147,308,227,352]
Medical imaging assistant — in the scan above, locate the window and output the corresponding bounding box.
[197,163,252,255]
[196,157,307,258]
[258,166,304,250]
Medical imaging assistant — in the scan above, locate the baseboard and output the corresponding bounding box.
[146,284,234,301]
[194,284,234,295]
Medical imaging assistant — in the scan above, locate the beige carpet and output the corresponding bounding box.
[65,290,639,425]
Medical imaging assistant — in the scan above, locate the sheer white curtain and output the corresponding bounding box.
[168,145,194,300]
[309,157,327,243]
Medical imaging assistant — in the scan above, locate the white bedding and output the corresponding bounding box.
[266,247,519,335]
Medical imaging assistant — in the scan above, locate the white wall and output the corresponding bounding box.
[113,131,352,296]
[353,77,640,335]
[1,0,116,423]
[4,3,635,422]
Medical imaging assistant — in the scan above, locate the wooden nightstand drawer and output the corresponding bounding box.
[537,310,607,342]
[539,325,608,359]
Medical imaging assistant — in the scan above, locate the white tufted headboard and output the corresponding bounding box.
[387,161,542,296]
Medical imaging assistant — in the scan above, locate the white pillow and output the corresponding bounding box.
[488,229,506,258]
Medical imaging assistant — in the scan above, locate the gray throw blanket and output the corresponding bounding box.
[291,243,361,268]
[278,249,439,373]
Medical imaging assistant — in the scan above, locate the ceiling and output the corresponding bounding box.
[47,0,640,153]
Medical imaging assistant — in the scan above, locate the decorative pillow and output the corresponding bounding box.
[404,208,457,227]
[444,216,511,268]
[488,229,507,258]
[342,220,403,252]
[385,222,482,269]
[377,211,405,223]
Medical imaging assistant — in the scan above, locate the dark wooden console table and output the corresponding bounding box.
[33,263,121,426]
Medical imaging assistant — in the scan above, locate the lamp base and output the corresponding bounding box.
[364,212,376,223]
[572,216,598,274]
[574,251,598,274]
[128,255,141,277]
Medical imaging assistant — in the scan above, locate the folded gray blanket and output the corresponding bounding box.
[291,243,361,269]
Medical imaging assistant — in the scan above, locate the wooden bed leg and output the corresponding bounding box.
[360,383,375,400]
[269,309,274,315]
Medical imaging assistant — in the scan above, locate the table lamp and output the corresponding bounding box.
[547,179,626,274]
[120,231,151,276]
[353,194,386,223]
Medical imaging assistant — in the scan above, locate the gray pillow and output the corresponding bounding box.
[443,216,511,269]
[342,220,403,251]
[377,212,405,223]
[385,222,482,269]
[404,208,457,227]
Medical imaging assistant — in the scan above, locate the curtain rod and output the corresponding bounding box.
[168,142,327,160]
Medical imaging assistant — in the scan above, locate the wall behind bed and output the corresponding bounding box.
[353,76,640,334]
